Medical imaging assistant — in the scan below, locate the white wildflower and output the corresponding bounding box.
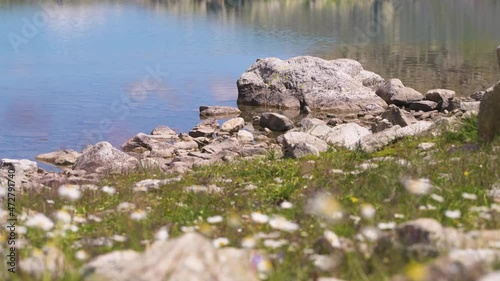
[130,209,147,221]
[154,227,169,241]
[207,215,223,224]
[88,215,102,223]
[54,210,72,224]
[377,222,396,230]
[430,194,444,203]
[75,250,88,261]
[402,177,433,195]
[102,186,116,195]
[263,239,287,249]
[117,202,135,212]
[251,212,269,224]
[212,237,229,248]
[269,216,299,232]
[25,213,54,231]
[349,215,361,224]
[394,213,405,219]
[112,235,127,242]
[361,204,376,219]
[58,185,81,201]
[241,236,256,248]
[360,227,379,242]
[462,192,477,200]
[307,193,342,221]
[324,230,342,248]
[280,201,293,209]
[445,210,461,219]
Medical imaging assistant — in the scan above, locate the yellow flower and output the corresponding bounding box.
[351,197,359,203]
[464,171,470,177]
[405,262,428,281]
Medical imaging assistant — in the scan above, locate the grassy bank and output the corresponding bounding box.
[5,116,500,280]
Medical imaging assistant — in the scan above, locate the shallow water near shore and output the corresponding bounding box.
[1,0,499,170]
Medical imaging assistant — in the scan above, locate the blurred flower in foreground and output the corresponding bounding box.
[212,237,229,248]
[361,204,376,219]
[251,212,269,224]
[102,186,116,195]
[405,262,428,281]
[402,177,433,195]
[307,192,342,221]
[75,250,89,261]
[269,216,299,232]
[58,184,81,201]
[154,227,169,241]
[445,210,461,219]
[241,236,256,248]
[207,215,223,224]
[25,213,54,231]
[130,209,147,221]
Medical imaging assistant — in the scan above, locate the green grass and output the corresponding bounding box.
[2,116,500,280]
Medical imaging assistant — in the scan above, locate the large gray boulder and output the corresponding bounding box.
[73,142,139,173]
[478,81,500,142]
[237,56,387,113]
[82,233,259,281]
[376,79,424,106]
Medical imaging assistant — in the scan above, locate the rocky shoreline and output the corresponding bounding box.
[1,46,499,281]
[3,49,499,193]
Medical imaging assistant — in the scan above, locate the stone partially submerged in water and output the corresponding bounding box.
[237,56,387,113]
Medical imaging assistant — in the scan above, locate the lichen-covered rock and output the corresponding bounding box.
[237,56,387,112]
[73,142,138,174]
[478,82,500,142]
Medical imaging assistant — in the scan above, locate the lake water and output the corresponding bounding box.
[1,0,499,169]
